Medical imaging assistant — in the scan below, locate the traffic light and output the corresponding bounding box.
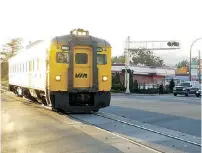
[167,41,180,47]
[121,69,134,74]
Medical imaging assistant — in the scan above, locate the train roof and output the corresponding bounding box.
[51,34,111,47]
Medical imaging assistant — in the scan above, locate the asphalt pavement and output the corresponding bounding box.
[103,94,201,137]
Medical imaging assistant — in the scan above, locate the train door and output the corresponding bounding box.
[73,47,92,88]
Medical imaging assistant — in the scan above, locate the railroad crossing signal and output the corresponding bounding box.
[167,41,180,47]
[124,38,181,94]
[122,69,133,74]
[126,40,180,51]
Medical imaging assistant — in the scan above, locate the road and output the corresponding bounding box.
[1,90,161,153]
[105,94,201,136]
[100,94,201,152]
[71,94,201,153]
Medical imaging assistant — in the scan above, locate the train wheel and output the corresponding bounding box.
[44,89,51,106]
[16,87,23,97]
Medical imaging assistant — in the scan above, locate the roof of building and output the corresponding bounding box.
[112,64,175,76]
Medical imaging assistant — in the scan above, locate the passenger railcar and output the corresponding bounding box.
[9,29,111,113]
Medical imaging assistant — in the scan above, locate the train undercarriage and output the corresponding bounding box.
[9,85,111,113]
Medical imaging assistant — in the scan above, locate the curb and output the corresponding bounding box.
[111,93,159,96]
[111,93,173,96]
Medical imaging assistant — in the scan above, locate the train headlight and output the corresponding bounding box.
[102,76,107,81]
[55,76,61,81]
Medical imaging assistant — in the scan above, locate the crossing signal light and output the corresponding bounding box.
[167,41,180,47]
[121,69,134,73]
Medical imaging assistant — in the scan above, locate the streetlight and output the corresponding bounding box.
[189,38,202,81]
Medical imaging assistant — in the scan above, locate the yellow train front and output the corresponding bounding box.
[50,29,111,112]
[9,29,111,113]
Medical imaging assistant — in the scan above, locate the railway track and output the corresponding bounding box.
[2,88,201,153]
[70,112,202,153]
[69,114,165,153]
[94,112,201,147]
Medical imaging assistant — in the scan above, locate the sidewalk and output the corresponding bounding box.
[111,92,171,96]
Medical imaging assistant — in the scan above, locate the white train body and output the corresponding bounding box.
[8,40,48,91]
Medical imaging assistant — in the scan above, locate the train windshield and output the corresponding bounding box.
[56,52,69,63]
[75,53,88,64]
[97,54,107,65]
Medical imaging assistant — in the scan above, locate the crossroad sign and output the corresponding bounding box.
[124,40,180,51]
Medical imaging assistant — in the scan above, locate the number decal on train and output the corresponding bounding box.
[75,73,87,78]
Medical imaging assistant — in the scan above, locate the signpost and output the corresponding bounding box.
[190,51,201,83]
[124,38,181,93]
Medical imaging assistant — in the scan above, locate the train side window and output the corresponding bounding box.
[29,61,32,71]
[75,53,88,64]
[33,60,35,71]
[37,59,39,70]
[97,54,107,65]
[27,62,29,72]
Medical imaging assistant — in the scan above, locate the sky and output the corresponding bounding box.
[0,0,202,66]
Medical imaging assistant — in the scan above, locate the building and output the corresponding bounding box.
[174,67,189,82]
[112,64,175,87]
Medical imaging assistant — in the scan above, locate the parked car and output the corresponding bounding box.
[195,85,201,97]
[173,81,200,96]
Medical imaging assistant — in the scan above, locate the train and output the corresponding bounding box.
[8,28,112,113]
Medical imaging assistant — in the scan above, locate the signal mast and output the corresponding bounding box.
[124,38,180,94]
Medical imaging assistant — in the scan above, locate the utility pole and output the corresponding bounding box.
[199,50,201,84]
[125,36,130,94]
[189,38,202,81]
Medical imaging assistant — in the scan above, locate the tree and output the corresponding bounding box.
[176,59,189,69]
[112,49,165,66]
[169,79,175,92]
[131,49,165,66]
[0,38,23,62]
[112,55,125,64]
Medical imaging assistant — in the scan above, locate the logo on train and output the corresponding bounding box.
[75,73,87,78]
